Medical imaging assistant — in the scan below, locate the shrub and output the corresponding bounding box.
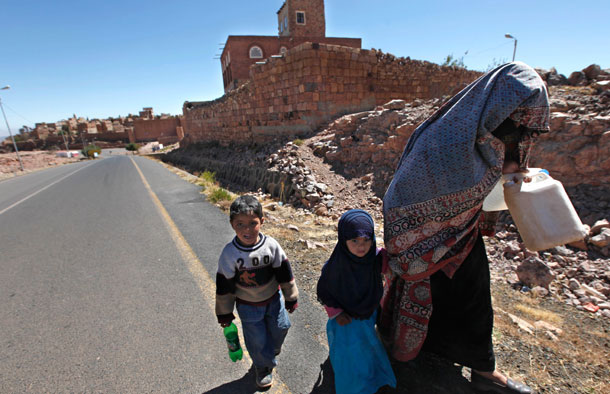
[82,144,101,158]
[200,170,216,184]
[125,142,139,151]
[208,187,232,203]
[441,54,466,69]
[293,138,304,146]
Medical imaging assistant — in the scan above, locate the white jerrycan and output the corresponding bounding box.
[503,170,588,251]
[482,168,541,212]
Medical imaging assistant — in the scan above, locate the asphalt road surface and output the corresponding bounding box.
[0,155,334,393]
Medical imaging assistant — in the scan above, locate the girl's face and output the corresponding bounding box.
[346,237,373,257]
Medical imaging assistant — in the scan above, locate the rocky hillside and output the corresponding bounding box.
[164,64,610,320]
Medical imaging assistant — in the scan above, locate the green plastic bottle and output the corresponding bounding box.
[223,322,243,362]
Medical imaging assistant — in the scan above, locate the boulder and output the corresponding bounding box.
[534,320,563,335]
[508,313,535,334]
[590,228,610,248]
[568,71,587,86]
[582,64,601,80]
[549,98,569,112]
[531,286,549,297]
[590,219,610,235]
[382,99,406,111]
[305,193,321,203]
[593,80,610,91]
[314,204,328,216]
[535,68,551,81]
[516,257,555,289]
[568,239,588,250]
[568,278,581,291]
[547,72,568,86]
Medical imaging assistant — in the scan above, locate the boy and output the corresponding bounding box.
[215,195,298,388]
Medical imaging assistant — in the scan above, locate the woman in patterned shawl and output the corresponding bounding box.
[380,62,549,394]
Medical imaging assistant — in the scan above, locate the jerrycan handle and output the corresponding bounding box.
[529,169,551,184]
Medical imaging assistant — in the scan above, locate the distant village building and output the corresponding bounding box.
[220,0,361,92]
[139,107,154,119]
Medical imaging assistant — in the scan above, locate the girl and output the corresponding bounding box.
[316,209,396,394]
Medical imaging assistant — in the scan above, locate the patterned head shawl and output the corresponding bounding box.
[383,61,549,281]
[379,62,549,362]
[316,209,383,319]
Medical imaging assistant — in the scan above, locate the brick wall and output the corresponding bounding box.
[222,35,360,91]
[82,131,128,142]
[183,43,481,146]
[133,117,182,143]
[286,0,325,38]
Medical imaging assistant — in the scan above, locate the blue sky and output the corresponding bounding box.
[1,0,608,138]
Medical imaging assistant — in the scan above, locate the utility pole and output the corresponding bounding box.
[60,127,70,154]
[0,86,24,171]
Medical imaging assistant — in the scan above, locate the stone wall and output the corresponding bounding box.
[133,117,182,143]
[182,43,481,146]
[529,67,610,187]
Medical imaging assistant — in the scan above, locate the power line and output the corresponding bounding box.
[2,102,35,125]
[468,41,512,58]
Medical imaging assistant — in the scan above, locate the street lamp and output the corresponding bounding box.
[0,85,25,171]
[505,33,517,62]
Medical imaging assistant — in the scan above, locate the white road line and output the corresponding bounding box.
[0,162,95,217]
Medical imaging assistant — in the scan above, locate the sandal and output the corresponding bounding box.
[471,372,532,394]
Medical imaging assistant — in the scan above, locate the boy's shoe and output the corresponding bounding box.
[255,366,273,388]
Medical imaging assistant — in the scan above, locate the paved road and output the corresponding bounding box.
[0,156,334,393]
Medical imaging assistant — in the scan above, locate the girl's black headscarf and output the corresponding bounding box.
[316,209,383,319]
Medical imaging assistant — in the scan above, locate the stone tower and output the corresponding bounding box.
[277,0,326,38]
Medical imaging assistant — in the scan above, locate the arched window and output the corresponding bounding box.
[280,47,288,55]
[249,46,263,59]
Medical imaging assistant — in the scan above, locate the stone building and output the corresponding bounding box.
[139,107,154,119]
[220,0,361,92]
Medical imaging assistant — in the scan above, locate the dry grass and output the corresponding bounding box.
[549,85,597,96]
[493,285,610,393]
[514,304,563,325]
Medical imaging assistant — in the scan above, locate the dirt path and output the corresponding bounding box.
[296,137,384,222]
[0,151,81,181]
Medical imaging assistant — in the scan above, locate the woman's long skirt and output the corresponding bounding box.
[422,233,496,371]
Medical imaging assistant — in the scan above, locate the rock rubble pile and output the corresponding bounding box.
[486,216,610,319]
[267,142,335,216]
[262,64,609,319]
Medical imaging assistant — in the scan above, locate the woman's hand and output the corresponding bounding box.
[336,312,352,326]
[502,160,532,182]
[502,160,520,174]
